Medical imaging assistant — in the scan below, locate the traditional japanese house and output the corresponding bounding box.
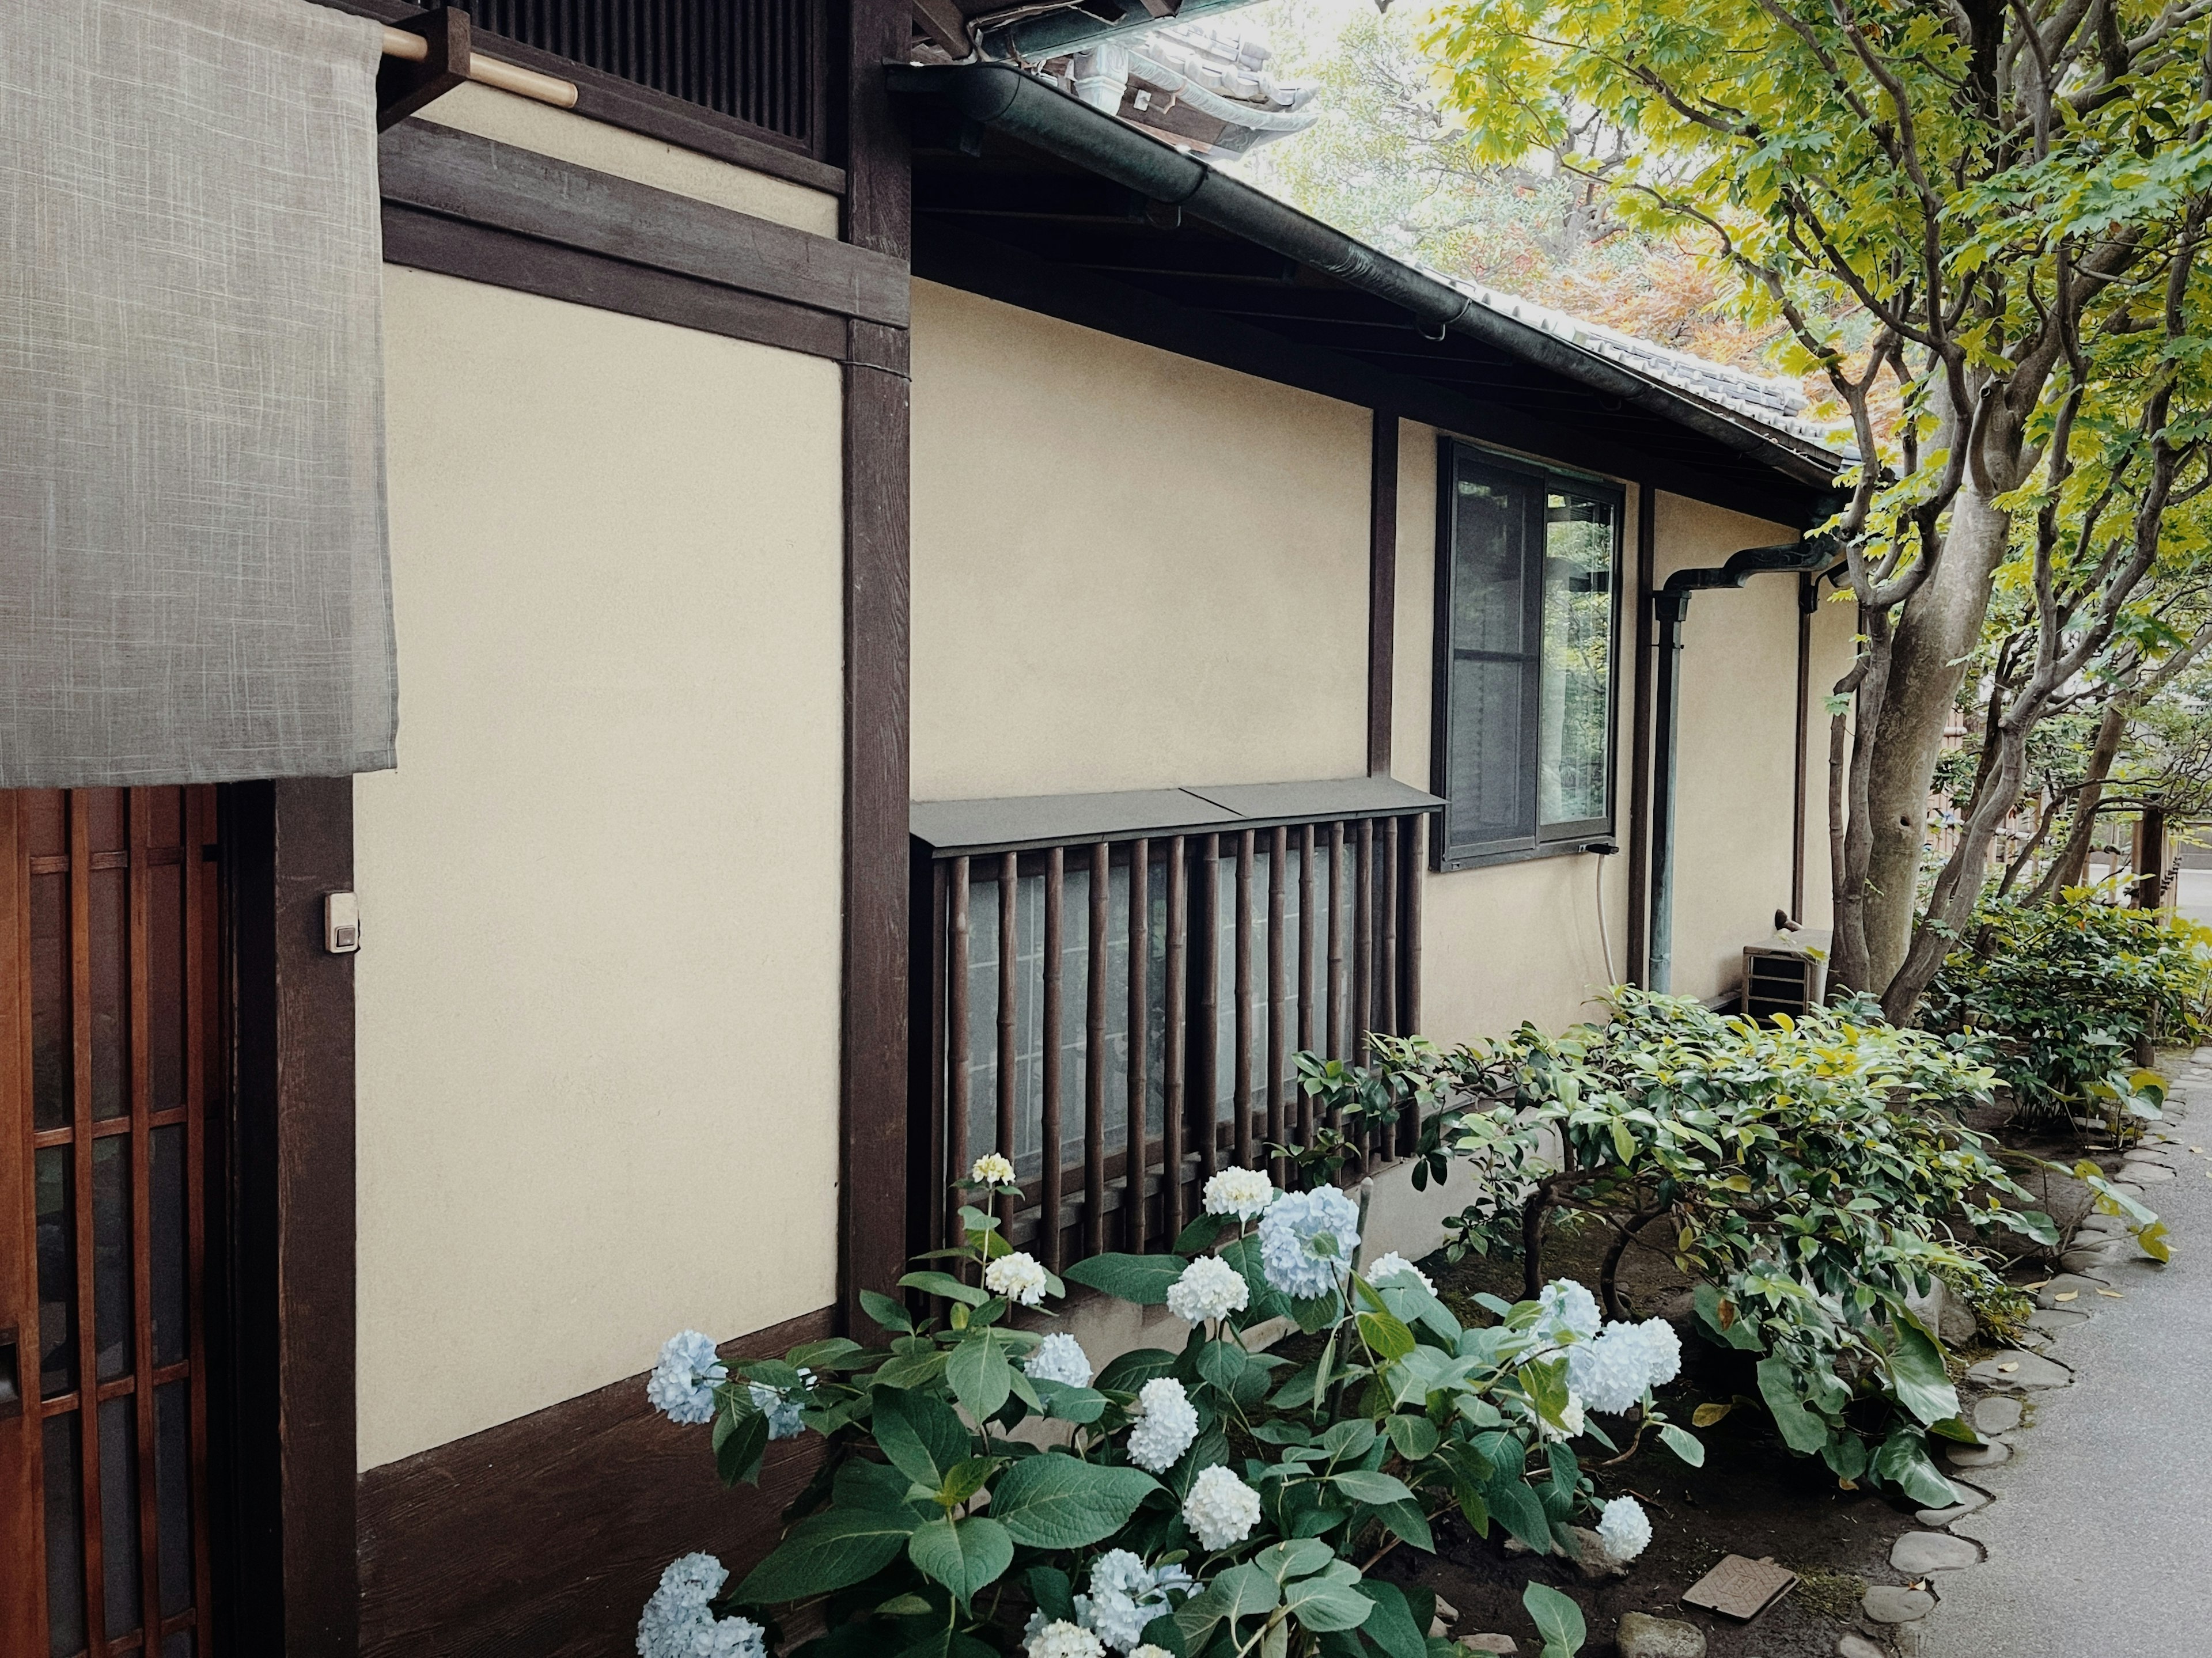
[0,3,1854,1655]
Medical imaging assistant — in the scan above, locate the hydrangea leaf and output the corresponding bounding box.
[1383,1414,1440,1460]
[1483,1469,1551,1552]
[905,1514,1012,1608]
[1026,1564,1077,1625]
[737,1505,922,1603]
[1032,1378,1107,1424]
[1061,1252,1188,1306]
[1347,1580,1421,1658]
[1368,1498,1436,1554]
[1094,1346,1181,1395]
[872,1388,972,1491]
[1330,1469,1414,1507]
[987,1452,1160,1548]
[1196,1338,1250,1397]
[1171,1212,1227,1255]
[859,1292,915,1335]
[712,1405,769,1489]
[1656,1423,1705,1467]
[1520,1581,1586,1658]
[1282,1563,1375,1634]
[945,1328,1019,1422]
[1250,1539,1334,1583]
[899,1270,988,1309]
[1176,1561,1281,1645]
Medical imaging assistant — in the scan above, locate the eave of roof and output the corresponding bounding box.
[889,62,1847,494]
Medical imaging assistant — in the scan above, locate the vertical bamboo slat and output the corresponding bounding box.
[946,858,970,1250]
[1041,850,1064,1266]
[995,851,1018,1236]
[1127,839,1150,1253]
[1266,825,1286,1181]
[69,794,104,1657]
[1084,842,1108,1259]
[927,863,948,1251]
[1233,830,1254,1168]
[129,794,161,1649]
[1325,821,1346,1137]
[1353,819,1374,1164]
[1297,824,1316,1147]
[1198,836,1221,1179]
[1164,837,1189,1237]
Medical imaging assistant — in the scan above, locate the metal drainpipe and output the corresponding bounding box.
[1647,536,1838,995]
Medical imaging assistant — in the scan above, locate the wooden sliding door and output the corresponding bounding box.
[1,789,219,1658]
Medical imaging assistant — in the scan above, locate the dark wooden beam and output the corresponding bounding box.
[380,205,851,361]
[840,0,915,1341]
[378,121,907,327]
[1368,412,1399,779]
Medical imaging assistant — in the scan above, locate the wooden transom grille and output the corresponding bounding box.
[446,0,824,153]
[2,790,218,1658]
[921,813,1429,1270]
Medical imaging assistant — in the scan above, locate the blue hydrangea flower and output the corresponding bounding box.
[637,1553,765,1658]
[1257,1187,1360,1300]
[646,1331,725,1426]
[747,1367,812,1441]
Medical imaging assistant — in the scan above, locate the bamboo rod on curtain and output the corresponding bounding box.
[381,24,578,109]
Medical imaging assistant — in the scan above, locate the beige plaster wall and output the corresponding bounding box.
[413,82,840,236]
[355,268,845,1470]
[909,281,1370,800]
[1654,494,1806,1002]
[1798,579,1860,936]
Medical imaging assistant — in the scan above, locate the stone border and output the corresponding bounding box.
[1834,1053,2202,1658]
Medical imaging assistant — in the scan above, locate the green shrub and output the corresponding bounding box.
[641,1168,1695,1657]
[1323,991,2056,1503]
[1921,893,2212,1120]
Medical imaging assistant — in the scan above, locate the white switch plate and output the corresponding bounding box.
[325,891,361,955]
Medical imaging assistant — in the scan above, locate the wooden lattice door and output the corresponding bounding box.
[1,789,218,1658]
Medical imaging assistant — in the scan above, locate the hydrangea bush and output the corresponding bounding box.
[639,1158,1698,1658]
[1320,989,2074,1505]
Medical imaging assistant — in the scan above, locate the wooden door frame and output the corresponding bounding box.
[211,778,359,1657]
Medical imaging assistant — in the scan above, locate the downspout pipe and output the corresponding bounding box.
[887,62,1843,492]
[1647,535,1839,995]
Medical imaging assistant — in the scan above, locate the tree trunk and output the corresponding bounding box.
[1859,487,2017,989]
[2032,695,2130,898]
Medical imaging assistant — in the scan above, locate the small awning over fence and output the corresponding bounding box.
[0,0,396,788]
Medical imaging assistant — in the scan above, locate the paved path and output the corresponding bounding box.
[1921,1060,2212,1658]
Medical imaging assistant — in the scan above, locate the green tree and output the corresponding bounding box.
[1425,0,2212,1017]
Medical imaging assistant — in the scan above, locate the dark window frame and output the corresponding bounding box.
[1430,439,1625,871]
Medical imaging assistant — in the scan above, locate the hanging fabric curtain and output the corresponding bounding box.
[0,0,397,787]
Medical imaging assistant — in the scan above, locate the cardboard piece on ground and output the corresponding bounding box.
[1681,1554,1799,1621]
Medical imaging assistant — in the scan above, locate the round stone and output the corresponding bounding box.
[1838,1637,1887,1658]
[1614,1612,1707,1658]
[1945,1439,2012,1468]
[1890,1531,1982,1573]
[1915,1485,1992,1527]
[1968,1350,2073,1388]
[2122,1163,2175,1182]
[2034,1273,2108,1307]
[2025,1308,2089,1334]
[1862,1585,1938,1623]
[1457,1640,1517,1656]
[1973,1395,2023,1434]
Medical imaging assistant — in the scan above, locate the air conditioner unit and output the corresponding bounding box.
[1741,944,1825,1022]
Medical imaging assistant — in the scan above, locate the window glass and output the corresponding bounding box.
[1539,492,1615,828]
[1437,447,1619,864]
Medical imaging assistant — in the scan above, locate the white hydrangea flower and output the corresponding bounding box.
[645,1331,725,1426]
[1165,1255,1250,1325]
[1202,1166,1275,1221]
[1539,1390,1587,1442]
[1078,1550,1190,1651]
[1630,1316,1682,1387]
[1026,1331,1094,1388]
[1028,1620,1106,1658]
[1568,1319,1680,1413]
[1126,1378,1200,1473]
[971,1152,1017,1186]
[986,1250,1051,1307]
[1364,1252,1432,1292]
[1183,1463,1262,1549]
[637,1553,764,1658]
[1132,1648,1176,1658]
[1596,1494,1653,1562]
[1258,1187,1361,1299]
[746,1367,812,1441]
[1538,1280,1602,1342]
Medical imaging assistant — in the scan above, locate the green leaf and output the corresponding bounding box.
[889,1632,999,1658]
[713,1405,770,1488]
[1357,1308,1418,1362]
[1384,1414,1441,1460]
[1283,1562,1377,1634]
[936,1457,994,1509]
[945,1328,1021,1422]
[1521,1581,1586,1658]
[988,1453,1160,1547]
[1172,1213,1228,1254]
[1872,1429,1959,1511]
[1331,1469,1415,1506]
[1027,1564,1077,1625]
[1370,1498,1436,1553]
[1484,1470,1551,1551]
[1755,1357,1830,1455]
[1883,1313,1962,1429]
[1033,1379,1108,1423]
[1177,1562,1281,1644]
[1096,1348,1181,1394]
[873,1348,949,1391]
[857,1291,914,1334]
[1252,1539,1335,1583]
[872,1388,972,1490]
[1656,1424,1705,1467]
[738,1505,921,1602]
[900,1270,988,1308]
[906,1515,1012,1607]
[1062,1252,1188,1306]
[1196,1338,1250,1395]
[1349,1581,1419,1658]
